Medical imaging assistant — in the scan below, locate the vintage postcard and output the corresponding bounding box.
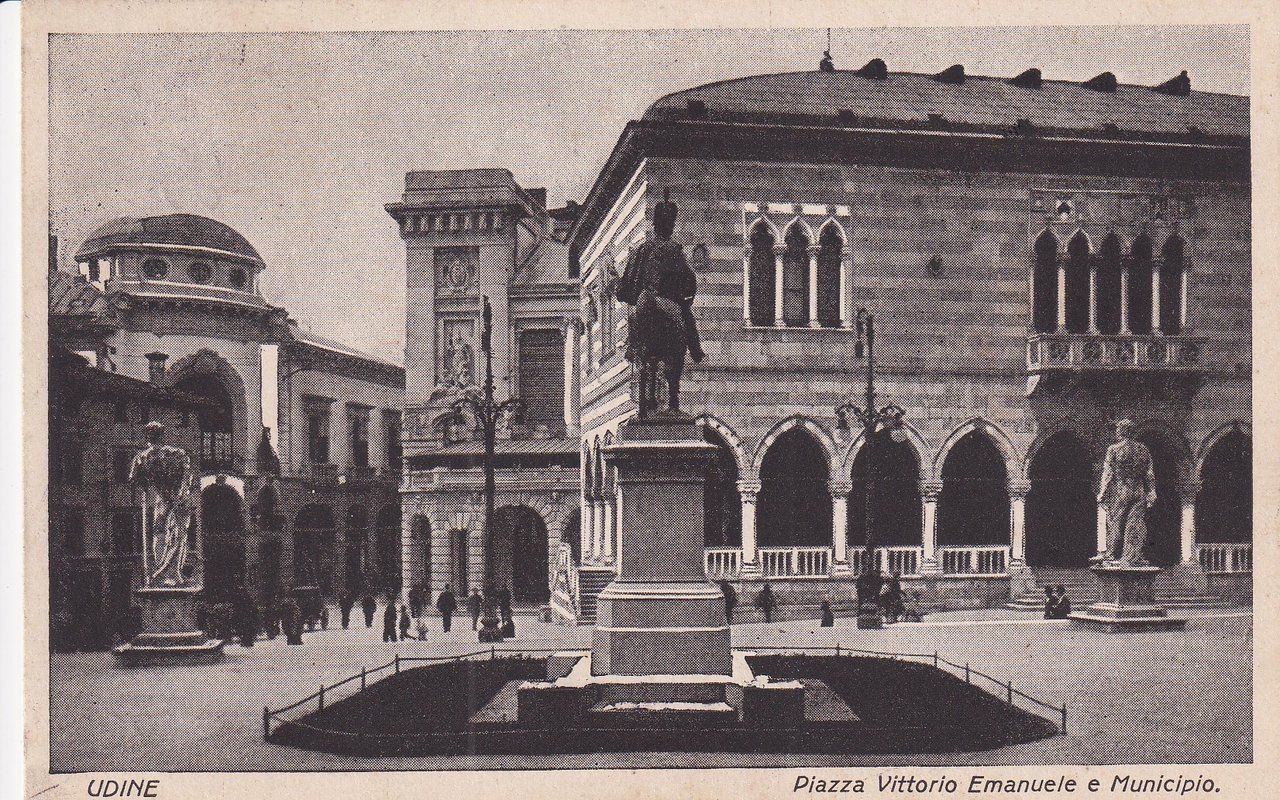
[21,1,1278,798]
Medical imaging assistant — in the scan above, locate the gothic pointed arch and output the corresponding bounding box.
[781,221,811,325]
[1032,229,1060,333]
[1160,234,1186,334]
[1097,232,1124,334]
[756,426,832,547]
[697,414,750,476]
[937,429,1010,546]
[703,425,742,547]
[1065,231,1091,333]
[1026,430,1096,567]
[753,415,839,478]
[1196,426,1251,544]
[1128,233,1154,334]
[816,222,843,326]
[848,429,922,548]
[932,418,1021,483]
[748,219,777,326]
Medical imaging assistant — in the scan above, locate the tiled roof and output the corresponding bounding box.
[75,214,263,263]
[287,323,403,372]
[51,348,213,407]
[643,69,1248,139]
[48,270,118,326]
[426,438,580,456]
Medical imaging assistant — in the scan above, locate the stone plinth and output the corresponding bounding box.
[1069,566,1187,632]
[591,417,732,677]
[113,587,224,666]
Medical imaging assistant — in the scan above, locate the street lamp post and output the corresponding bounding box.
[836,309,905,630]
[453,296,524,643]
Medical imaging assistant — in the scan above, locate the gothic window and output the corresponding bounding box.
[141,258,169,280]
[817,226,843,326]
[937,431,1009,546]
[1160,235,1185,334]
[187,261,213,284]
[782,225,811,326]
[748,222,776,326]
[1128,234,1154,334]
[1032,230,1058,333]
[1064,232,1090,334]
[1097,233,1124,334]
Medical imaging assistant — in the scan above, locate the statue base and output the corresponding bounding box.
[1069,566,1186,632]
[113,587,224,667]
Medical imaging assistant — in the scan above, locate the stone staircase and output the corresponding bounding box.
[575,566,616,624]
[1007,567,1228,611]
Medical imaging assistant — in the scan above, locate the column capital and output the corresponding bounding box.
[561,315,584,336]
[1178,479,1201,500]
[1007,480,1031,499]
[736,479,761,499]
[920,481,944,500]
[827,480,853,498]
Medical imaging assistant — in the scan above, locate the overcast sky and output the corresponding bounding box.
[48,26,1249,365]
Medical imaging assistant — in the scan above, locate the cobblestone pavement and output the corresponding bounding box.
[48,607,1251,771]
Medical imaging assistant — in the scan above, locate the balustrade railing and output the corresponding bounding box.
[704,547,742,579]
[1027,333,1206,372]
[940,545,1008,576]
[760,546,831,578]
[846,546,923,576]
[1197,543,1252,573]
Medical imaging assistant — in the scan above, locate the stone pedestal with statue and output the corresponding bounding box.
[113,422,224,666]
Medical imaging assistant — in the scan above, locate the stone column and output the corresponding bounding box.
[738,479,761,578]
[742,246,753,322]
[920,481,943,575]
[601,492,615,564]
[829,480,852,576]
[580,499,595,565]
[562,318,581,436]
[1087,262,1099,333]
[1152,267,1162,333]
[1008,480,1030,568]
[773,245,786,327]
[592,496,607,562]
[1056,259,1067,332]
[807,245,820,327]
[840,248,852,328]
[1180,481,1200,563]
[1119,265,1131,334]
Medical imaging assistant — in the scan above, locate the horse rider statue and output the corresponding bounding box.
[613,190,705,418]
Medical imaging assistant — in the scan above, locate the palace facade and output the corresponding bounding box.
[50,216,404,648]
[563,61,1251,615]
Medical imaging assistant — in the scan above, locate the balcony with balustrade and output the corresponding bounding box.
[704,544,1013,580]
[1028,333,1207,374]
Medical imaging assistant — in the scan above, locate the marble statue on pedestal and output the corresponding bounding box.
[1092,419,1157,567]
[129,422,196,587]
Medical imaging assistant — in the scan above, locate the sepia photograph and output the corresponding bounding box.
[28,5,1260,787]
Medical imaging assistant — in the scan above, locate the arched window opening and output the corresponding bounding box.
[782,225,810,326]
[1026,432,1096,567]
[937,431,1009,546]
[172,373,235,472]
[848,431,921,548]
[1197,430,1251,544]
[491,505,549,604]
[703,427,742,547]
[748,223,777,326]
[1128,235,1154,334]
[1065,232,1090,333]
[1032,230,1058,333]
[1097,234,1123,335]
[817,226,843,327]
[1160,236,1185,334]
[757,428,831,547]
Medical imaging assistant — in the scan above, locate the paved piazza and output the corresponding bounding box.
[49,608,1251,771]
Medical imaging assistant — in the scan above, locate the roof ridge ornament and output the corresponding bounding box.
[934,64,965,85]
[1153,70,1191,96]
[855,58,888,80]
[1008,68,1042,89]
[1084,71,1118,92]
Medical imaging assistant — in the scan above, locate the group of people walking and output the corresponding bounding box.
[334,584,518,643]
[716,575,926,627]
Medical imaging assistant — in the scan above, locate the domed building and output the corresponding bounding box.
[558,60,1251,616]
[50,214,404,648]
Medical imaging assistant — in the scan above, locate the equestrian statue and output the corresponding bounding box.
[613,190,705,419]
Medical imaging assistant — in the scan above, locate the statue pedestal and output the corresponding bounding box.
[591,417,731,676]
[1069,566,1186,632]
[113,587,224,667]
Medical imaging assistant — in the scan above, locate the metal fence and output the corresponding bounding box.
[262,644,1067,741]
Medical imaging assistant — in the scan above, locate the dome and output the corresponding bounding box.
[74,214,263,263]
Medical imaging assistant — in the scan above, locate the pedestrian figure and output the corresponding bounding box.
[362,593,376,628]
[383,599,398,643]
[466,587,483,631]
[280,596,303,645]
[719,579,738,624]
[234,593,260,647]
[408,586,425,619]
[754,582,777,624]
[339,592,354,630]
[399,605,411,640]
[416,615,429,641]
[820,600,835,627]
[885,572,904,623]
[901,591,926,623]
[879,580,894,624]
[436,584,457,633]
[1043,585,1057,619]
[497,584,513,620]
[1048,585,1072,619]
[500,612,515,639]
